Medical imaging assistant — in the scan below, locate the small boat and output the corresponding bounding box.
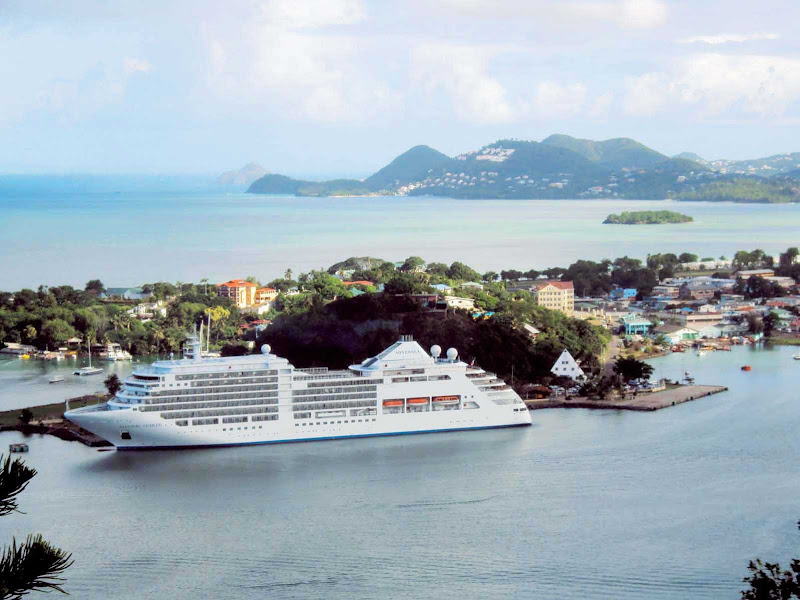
[671,346,685,353]
[73,339,103,376]
[49,375,66,384]
[406,397,429,405]
[432,395,460,404]
[19,354,30,360]
[382,399,404,407]
[793,353,800,360]
[741,365,752,371]
[9,443,29,453]
[696,350,706,357]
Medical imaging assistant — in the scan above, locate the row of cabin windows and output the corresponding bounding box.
[159,406,278,420]
[175,414,279,428]
[293,385,377,396]
[295,418,376,426]
[175,370,278,381]
[144,390,278,404]
[305,378,382,389]
[292,399,377,412]
[189,377,278,388]
[141,398,279,413]
[291,392,377,404]
[151,383,278,397]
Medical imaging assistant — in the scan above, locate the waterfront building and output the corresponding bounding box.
[652,324,699,344]
[217,279,257,308]
[734,269,775,279]
[64,334,531,449]
[622,314,653,335]
[550,349,585,381]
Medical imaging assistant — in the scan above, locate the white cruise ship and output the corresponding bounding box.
[65,333,531,450]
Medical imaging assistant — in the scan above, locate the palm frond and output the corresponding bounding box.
[0,455,37,517]
[0,534,74,599]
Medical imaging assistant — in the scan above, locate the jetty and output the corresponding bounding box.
[0,394,112,448]
[526,384,728,412]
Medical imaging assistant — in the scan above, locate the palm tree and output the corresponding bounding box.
[200,277,209,296]
[284,269,293,281]
[0,455,73,598]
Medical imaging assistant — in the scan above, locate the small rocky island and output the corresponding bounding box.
[603,210,694,224]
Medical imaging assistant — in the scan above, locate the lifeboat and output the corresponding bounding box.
[383,399,404,407]
[406,397,429,405]
[741,365,751,371]
[432,395,460,404]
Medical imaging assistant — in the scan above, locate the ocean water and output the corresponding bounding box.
[1,175,799,291]
[1,344,798,599]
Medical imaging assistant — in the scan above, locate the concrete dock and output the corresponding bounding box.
[526,385,728,412]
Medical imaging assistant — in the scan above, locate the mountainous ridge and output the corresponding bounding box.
[245,135,800,203]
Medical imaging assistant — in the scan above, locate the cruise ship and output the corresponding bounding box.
[65,333,531,450]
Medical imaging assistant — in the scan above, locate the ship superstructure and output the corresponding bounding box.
[65,333,531,449]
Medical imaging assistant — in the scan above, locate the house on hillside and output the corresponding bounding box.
[621,314,653,335]
[100,287,152,301]
[550,349,585,381]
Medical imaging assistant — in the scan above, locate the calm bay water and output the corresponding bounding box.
[1,345,798,599]
[0,356,158,412]
[1,175,800,290]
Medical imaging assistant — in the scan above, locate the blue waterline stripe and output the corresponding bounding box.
[116,422,531,451]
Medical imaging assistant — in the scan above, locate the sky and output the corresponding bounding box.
[2,0,800,177]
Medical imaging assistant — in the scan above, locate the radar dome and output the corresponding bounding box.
[446,347,458,361]
[261,344,271,355]
[430,345,442,358]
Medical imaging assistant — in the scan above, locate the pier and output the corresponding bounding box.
[526,385,728,412]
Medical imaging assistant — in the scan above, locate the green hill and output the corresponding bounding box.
[364,145,451,190]
[541,134,666,169]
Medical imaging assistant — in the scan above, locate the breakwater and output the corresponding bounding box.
[526,385,728,412]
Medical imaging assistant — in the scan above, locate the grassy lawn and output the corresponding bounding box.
[768,337,800,346]
[0,394,107,427]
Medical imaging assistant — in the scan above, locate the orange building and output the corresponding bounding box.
[216,279,257,308]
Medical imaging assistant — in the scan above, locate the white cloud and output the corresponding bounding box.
[625,53,800,117]
[410,43,516,123]
[202,0,396,122]
[532,81,587,117]
[124,57,153,74]
[436,0,668,29]
[677,32,781,45]
[262,0,366,28]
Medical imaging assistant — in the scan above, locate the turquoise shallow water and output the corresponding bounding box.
[1,175,799,290]
[0,344,798,599]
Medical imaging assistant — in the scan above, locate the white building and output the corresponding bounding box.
[550,349,585,381]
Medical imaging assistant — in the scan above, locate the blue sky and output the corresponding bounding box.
[2,0,800,176]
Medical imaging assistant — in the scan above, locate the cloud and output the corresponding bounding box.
[532,81,587,117]
[677,32,781,45]
[262,0,366,28]
[624,53,800,117]
[410,43,516,123]
[435,0,668,29]
[124,57,153,74]
[202,0,398,122]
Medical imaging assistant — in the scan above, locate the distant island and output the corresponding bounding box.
[603,210,694,225]
[244,134,800,203]
[217,162,268,186]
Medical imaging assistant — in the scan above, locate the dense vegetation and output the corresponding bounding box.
[603,210,693,224]
[677,177,800,203]
[0,282,243,355]
[257,293,609,389]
